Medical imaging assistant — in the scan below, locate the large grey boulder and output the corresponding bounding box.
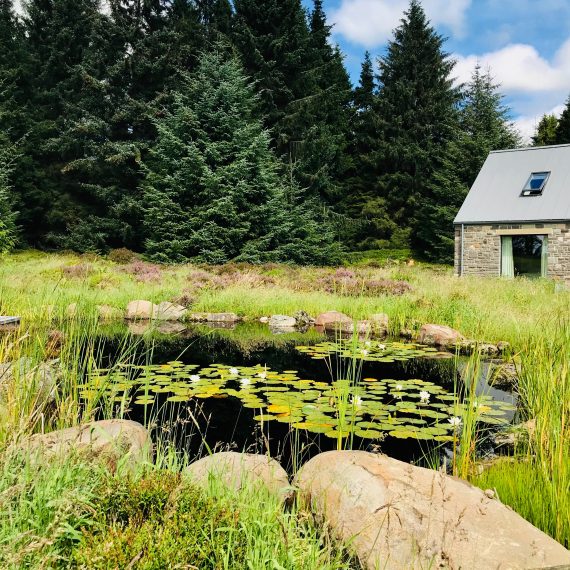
[153,301,188,321]
[185,452,290,499]
[126,300,156,320]
[27,419,150,470]
[269,315,297,331]
[294,450,570,570]
[418,324,464,348]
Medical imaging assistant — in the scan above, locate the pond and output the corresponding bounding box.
[86,323,516,471]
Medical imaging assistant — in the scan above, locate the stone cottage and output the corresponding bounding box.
[454,144,570,281]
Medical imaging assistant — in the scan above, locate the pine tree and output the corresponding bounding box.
[196,0,232,38]
[0,136,17,253]
[142,48,341,264]
[532,114,558,146]
[555,96,570,144]
[372,0,460,256]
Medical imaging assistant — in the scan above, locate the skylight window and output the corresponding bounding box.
[521,172,550,196]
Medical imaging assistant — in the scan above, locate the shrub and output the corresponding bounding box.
[122,261,162,283]
[107,248,139,264]
[61,264,93,279]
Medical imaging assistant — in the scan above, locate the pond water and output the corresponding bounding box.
[87,323,516,471]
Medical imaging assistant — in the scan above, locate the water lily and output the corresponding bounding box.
[419,390,430,404]
[257,371,267,379]
[240,377,251,387]
[378,344,386,350]
[190,374,200,383]
[364,341,372,347]
[228,367,239,376]
[395,384,404,391]
[448,416,462,428]
[361,349,369,356]
[351,395,363,408]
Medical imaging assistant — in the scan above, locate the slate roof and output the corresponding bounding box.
[454,144,570,224]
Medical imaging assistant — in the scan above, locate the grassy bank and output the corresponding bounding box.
[1,250,568,346]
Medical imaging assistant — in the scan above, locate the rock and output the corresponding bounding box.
[478,343,499,356]
[315,311,353,332]
[0,358,59,404]
[491,361,518,389]
[187,312,239,323]
[369,313,389,335]
[259,317,269,323]
[294,451,570,570]
[293,311,312,327]
[418,324,465,347]
[269,315,297,330]
[153,301,188,321]
[493,418,536,449]
[184,452,291,499]
[356,320,372,335]
[126,300,156,320]
[27,419,150,470]
[97,304,122,321]
[400,328,415,339]
[497,341,511,354]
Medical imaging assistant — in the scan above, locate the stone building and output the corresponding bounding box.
[454,144,570,282]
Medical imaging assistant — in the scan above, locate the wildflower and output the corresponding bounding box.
[448,416,462,428]
[395,384,404,391]
[351,395,363,408]
[364,341,372,347]
[228,367,239,376]
[361,349,369,356]
[240,377,251,387]
[190,374,200,383]
[378,344,386,350]
[419,390,430,404]
[257,371,267,379]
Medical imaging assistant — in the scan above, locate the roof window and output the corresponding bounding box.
[521,172,550,196]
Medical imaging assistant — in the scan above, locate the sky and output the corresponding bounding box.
[307,0,570,141]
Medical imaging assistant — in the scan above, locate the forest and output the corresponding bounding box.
[1,0,570,264]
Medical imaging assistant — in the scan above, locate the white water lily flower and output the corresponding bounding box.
[395,384,404,391]
[419,390,430,404]
[361,349,369,356]
[257,371,267,379]
[364,341,372,347]
[473,400,480,409]
[190,374,200,383]
[228,367,239,376]
[240,377,251,387]
[448,416,462,428]
[378,344,386,350]
[351,395,363,408]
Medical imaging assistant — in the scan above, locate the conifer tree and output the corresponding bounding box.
[555,96,570,144]
[142,48,341,264]
[372,0,460,255]
[532,114,558,146]
[0,136,17,253]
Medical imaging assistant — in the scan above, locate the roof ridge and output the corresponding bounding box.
[491,143,570,154]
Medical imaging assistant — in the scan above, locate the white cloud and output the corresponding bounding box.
[330,0,472,48]
[454,40,570,93]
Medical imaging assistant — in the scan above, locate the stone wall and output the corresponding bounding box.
[454,222,570,282]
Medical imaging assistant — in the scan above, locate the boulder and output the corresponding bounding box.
[356,320,372,335]
[97,304,122,321]
[0,358,59,404]
[293,311,312,327]
[126,300,156,320]
[294,451,570,570]
[259,317,269,323]
[153,301,188,321]
[369,313,389,335]
[185,452,290,499]
[315,311,353,332]
[27,419,150,470]
[418,324,465,347]
[269,315,297,330]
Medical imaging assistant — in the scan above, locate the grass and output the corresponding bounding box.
[1,250,568,347]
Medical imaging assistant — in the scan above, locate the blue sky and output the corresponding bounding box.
[306,0,570,140]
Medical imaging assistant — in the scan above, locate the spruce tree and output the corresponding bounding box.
[142,48,341,264]
[0,136,17,253]
[555,96,570,144]
[373,0,460,255]
[532,114,558,146]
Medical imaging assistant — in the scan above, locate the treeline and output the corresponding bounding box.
[0,0,527,262]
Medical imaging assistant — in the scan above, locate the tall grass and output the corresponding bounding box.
[473,322,570,547]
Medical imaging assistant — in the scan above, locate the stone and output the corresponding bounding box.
[27,419,150,470]
[0,358,59,404]
[126,300,156,320]
[269,315,297,329]
[294,450,570,570]
[97,304,122,321]
[152,301,188,321]
[418,324,465,347]
[356,320,372,334]
[478,343,499,356]
[315,311,353,332]
[293,311,312,327]
[259,317,269,323]
[184,452,291,499]
[187,312,239,323]
[493,418,536,449]
[369,313,389,335]
[497,341,511,354]
[400,328,415,339]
